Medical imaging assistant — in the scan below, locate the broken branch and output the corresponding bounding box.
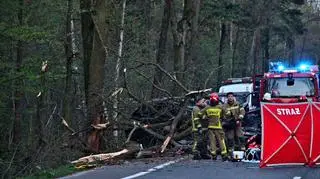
[135,61,190,93]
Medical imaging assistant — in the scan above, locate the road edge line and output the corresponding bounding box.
[121,157,185,179]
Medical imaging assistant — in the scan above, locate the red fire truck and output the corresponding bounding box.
[259,62,320,103]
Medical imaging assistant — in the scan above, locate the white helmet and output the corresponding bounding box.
[263,93,271,101]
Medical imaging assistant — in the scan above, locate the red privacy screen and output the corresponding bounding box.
[260,102,313,167]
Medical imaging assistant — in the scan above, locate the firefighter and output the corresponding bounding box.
[199,93,228,160]
[191,98,207,159]
[222,92,246,156]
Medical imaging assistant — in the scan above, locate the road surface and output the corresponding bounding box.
[60,156,320,179]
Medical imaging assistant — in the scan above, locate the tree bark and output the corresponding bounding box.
[216,22,226,88]
[80,0,94,105]
[113,0,127,143]
[263,27,270,72]
[144,0,151,32]
[151,0,171,98]
[231,26,239,77]
[12,0,24,146]
[287,36,295,65]
[229,0,235,77]
[171,0,190,95]
[254,28,261,74]
[185,0,200,88]
[81,0,108,152]
[63,0,74,125]
[248,28,261,75]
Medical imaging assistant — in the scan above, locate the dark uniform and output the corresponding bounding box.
[191,105,202,153]
[223,101,246,154]
[191,99,209,159]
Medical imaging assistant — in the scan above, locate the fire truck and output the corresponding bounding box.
[259,62,320,103]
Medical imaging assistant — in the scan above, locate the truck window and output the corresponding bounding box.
[267,77,315,97]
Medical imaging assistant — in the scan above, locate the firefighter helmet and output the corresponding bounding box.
[209,93,219,105]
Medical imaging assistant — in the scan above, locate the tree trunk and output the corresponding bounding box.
[248,28,261,75]
[216,22,226,88]
[12,0,24,146]
[89,0,108,152]
[229,0,235,78]
[231,26,239,77]
[263,27,270,72]
[63,0,74,125]
[81,0,108,152]
[151,0,171,98]
[113,0,126,143]
[36,67,46,147]
[185,0,200,88]
[287,36,295,65]
[254,29,261,74]
[144,0,151,32]
[80,0,94,105]
[171,0,191,95]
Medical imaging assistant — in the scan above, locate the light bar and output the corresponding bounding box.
[269,61,285,72]
[269,61,319,73]
[222,78,252,84]
[283,69,298,73]
[299,64,308,71]
[278,65,285,71]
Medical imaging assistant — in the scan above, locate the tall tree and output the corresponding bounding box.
[12,0,24,146]
[81,0,108,152]
[113,0,127,143]
[151,0,171,98]
[185,0,201,88]
[63,0,74,126]
[216,22,227,88]
[171,0,186,93]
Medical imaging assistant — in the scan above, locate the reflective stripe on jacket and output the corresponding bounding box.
[199,105,224,129]
[223,102,245,122]
[192,106,201,131]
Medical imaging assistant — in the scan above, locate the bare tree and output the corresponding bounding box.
[113,0,127,143]
[216,22,227,88]
[63,0,75,125]
[151,0,171,98]
[12,0,24,146]
[81,0,108,152]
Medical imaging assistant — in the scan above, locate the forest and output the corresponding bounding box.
[1,0,320,178]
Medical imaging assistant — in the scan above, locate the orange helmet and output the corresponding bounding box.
[210,93,219,104]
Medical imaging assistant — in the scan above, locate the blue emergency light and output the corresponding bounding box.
[298,64,309,71]
[278,65,285,71]
[269,61,318,73]
[269,62,285,72]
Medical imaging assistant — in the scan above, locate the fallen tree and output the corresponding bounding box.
[70,88,211,165]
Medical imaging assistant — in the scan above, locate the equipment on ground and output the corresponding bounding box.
[231,151,245,162]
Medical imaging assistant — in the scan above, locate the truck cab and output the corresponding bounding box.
[260,62,320,103]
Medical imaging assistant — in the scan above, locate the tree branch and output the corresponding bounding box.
[135,61,190,93]
[133,69,173,97]
[204,65,224,89]
[123,68,174,118]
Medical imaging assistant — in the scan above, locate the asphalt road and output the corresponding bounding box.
[60,156,320,179]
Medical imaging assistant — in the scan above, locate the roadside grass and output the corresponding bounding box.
[19,164,89,179]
